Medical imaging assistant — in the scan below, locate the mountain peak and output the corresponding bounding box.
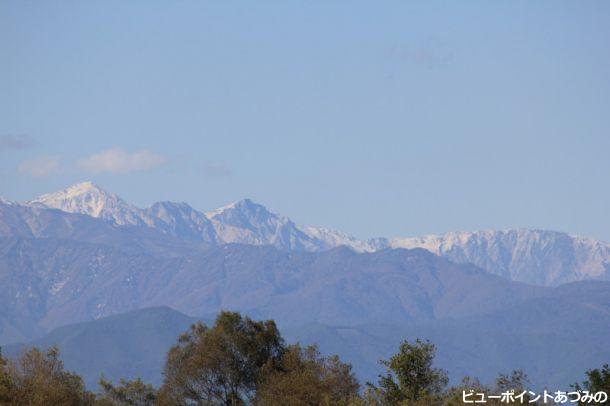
[203,198,322,250]
[33,181,110,201]
[6,182,610,285]
[0,196,16,206]
[150,200,194,211]
[27,181,144,225]
[390,228,610,285]
[231,198,273,214]
[205,198,271,219]
[70,180,99,189]
[234,197,257,209]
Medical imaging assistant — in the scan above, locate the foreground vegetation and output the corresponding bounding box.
[0,311,608,405]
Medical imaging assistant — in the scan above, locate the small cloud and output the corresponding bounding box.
[18,155,60,178]
[77,147,167,174]
[0,134,36,150]
[203,162,232,178]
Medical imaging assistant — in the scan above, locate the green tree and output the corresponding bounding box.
[96,377,157,406]
[158,311,285,405]
[3,346,94,406]
[255,344,360,405]
[444,371,533,406]
[573,364,610,405]
[368,339,448,405]
[495,370,530,394]
[0,347,14,403]
[443,376,490,406]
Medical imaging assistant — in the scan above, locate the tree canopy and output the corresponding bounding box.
[157,311,285,405]
[367,339,449,405]
[0,346,94,406]
[97,377,157,406]
[573,364,610,405]
[1,313,604,406]
[255,344,360,406]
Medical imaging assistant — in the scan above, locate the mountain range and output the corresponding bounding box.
[0,235,545,343]
[6,281,610,391]
[1,182,609,390]
[4,181,608,286]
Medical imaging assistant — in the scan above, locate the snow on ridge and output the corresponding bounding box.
[26,181,146,225]
[204,198,288,221]
[205,201,239,219]
[12,182,610,285]
[0,197,17,206]
[300,226,381,252]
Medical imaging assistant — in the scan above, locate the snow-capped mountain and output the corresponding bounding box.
[146,201,217,243]
[206,198,323,251]
[16,182,610,285]
[3,183,610,391]
[24,182,378,252]
[0,197,17,206]
[27,182,148,226]
[300,226,386,252]
[390,229,610,286]
[3,192,610,390]
[25,182,217,243]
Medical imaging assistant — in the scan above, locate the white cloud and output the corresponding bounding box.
[18,155,60,178]
[77,148,167,174]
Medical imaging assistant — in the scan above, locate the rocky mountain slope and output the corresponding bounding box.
[390,230,610,286]
[0,236,542,344]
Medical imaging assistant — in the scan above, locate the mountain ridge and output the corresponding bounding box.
[5,291,610,391]
[0,237,542,344]
[2,184,609,392]
[7,181,610,285]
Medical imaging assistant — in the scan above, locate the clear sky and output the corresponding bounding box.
[1,1,610,241]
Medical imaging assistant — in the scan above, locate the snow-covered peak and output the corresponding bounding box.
[150,200,195,214]
[27,181,147,226]
[205,199,383,252]
[391,228,592,253]
[205,198,279,219]
[206,198,289,229]
[301,226,384,252]
[205,198,325,250]
[145,201,217,242]
[204,201,238,219]
[16,183,610,286]
[0,197,17,206]
[390,229,610,285]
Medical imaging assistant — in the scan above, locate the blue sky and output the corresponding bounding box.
[1,1,610,240]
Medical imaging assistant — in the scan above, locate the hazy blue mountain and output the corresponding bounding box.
[0,237,165,343]
[1,237,548,344]
[5,283,609,391]
[2,233,608,389]
[285,279,610,391]
[3,307,200,389]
